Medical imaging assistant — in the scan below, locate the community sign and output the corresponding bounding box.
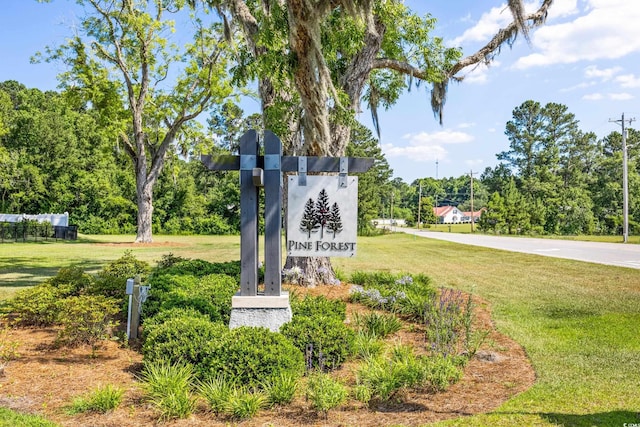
[287,175,358,257]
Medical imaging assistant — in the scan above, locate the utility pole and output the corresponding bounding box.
[610,113,636,243]
[470,170,476,233]
[435,159,439,228]
[417,181,422,230]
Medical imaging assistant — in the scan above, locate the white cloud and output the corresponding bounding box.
[616,74,640,88]
[452,1,578,47]
[560,81,596,92]
[458,122,476,129]
[609,92,634,100]
[583,93,604,100]
[514,1,640,69]
[584,65,622,81]
[382,130,474,162]
[582,92,634,101]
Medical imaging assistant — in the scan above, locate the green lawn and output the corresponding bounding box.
[1,233,639,426]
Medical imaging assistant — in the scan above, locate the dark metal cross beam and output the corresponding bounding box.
[201,130,373,298]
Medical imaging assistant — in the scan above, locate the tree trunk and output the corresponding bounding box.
[135,182,154,243]
[283,256,338,287]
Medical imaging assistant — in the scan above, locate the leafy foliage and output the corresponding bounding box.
[202,327,305,388]
[56,295,119,347]
[280,315,355,371]
[6,284,67,327]
[142,313,227,368]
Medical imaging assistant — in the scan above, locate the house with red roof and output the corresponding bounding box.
[433,206,483,224]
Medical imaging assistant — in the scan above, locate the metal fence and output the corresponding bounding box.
[0,222,78,243]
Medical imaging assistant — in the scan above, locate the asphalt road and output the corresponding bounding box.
[400,228,640,270]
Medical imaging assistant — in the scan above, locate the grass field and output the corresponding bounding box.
[1,233,639,426]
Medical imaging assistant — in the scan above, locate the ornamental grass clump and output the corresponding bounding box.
[262,372,299,406]
[305,373,347,418]
[353,311,403,338]
[355,344,463,405]
[197,375,233,415]
[138,361,196,420]
[66,384,124,414]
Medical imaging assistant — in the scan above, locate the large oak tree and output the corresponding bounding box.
[197,0,555,284]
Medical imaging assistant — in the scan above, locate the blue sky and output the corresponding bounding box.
[1,1,639,182]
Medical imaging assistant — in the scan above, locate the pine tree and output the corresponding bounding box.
[327,202,343,238]
[300,198,319,238]
[315,189,331,238]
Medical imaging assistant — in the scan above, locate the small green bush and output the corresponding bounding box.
[139,361,196,420]
[202,327,304,388]
[90,251,150,299]
[290,294,346,321]
[142,275,200,320]
[7,284,68,327]
[156,274,238,324]
[66,384,124,414]
[142,314,227,367]
[305,373,347,417]
[56,295,119,347]
[281,315,355,370]
[45,266,92,295]
[155,259,241,281]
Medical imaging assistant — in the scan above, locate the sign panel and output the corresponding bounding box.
[287,175,358,257]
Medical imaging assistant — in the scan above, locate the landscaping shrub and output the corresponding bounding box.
[142,306,210,336]
[141,274,199,320]
[142,314,227,367]
[152,274,238,324]
[423,289,474,357]
[90,251,150,299]
[6,284,69,327]
[280,315,355,370]
[56,295,119,347]
[290,294,346,321]
[201,327,304,388]
[44,266,92,295]
[155,259,241,281]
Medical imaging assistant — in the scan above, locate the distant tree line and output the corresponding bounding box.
[1,82,636,237]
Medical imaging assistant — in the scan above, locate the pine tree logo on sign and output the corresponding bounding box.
[287,175,357,257]
[299,189,343,239]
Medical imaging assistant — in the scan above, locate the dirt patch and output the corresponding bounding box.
[0,284,535,426]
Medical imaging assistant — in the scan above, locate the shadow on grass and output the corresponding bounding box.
[0,257,105,288]
[498,411,640,426]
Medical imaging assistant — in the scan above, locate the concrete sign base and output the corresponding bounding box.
[228,292,292,332]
